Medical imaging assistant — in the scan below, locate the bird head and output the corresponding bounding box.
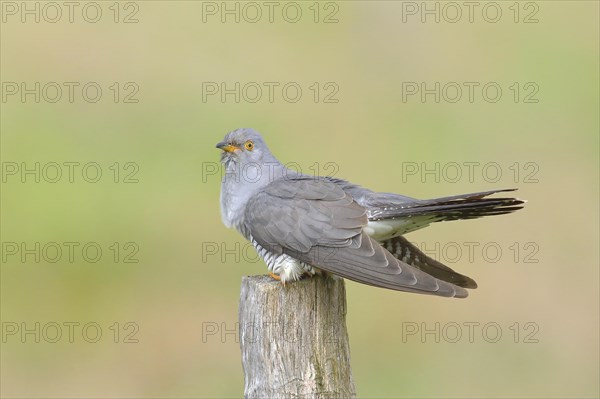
[216,128,273,167]
[216,128,285,227]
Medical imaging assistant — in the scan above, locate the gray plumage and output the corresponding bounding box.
[217,128,524,298]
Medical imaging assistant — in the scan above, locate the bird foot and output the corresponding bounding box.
[268,272,280,281]
[268,272,315,286]
[268,272,286,287]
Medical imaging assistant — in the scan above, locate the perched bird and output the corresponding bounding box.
[216,128,524,298]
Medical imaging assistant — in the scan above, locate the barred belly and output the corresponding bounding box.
[250,237,317,283]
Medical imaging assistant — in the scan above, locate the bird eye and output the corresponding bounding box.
[244,140,254,151]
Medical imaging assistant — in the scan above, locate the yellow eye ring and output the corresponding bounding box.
[244,140,254,151]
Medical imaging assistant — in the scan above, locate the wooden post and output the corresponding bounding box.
[239,275,356,399]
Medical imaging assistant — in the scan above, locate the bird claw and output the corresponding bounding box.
[268,272,286,287]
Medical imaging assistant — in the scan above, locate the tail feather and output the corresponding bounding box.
[369,189,524,290]
[416,188,518,204]
[369,189,525,222]
[382,236,477,289]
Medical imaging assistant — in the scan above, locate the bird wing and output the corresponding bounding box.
[244,176,469,298]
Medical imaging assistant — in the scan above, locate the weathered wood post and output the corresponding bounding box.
[239,275,356,398]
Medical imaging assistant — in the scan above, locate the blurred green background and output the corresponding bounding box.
[1,1,598,398]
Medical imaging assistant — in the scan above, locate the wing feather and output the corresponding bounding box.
[244,176,469,298]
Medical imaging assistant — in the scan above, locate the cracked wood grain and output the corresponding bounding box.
[239,275,356,399]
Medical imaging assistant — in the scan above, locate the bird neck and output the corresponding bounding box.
[220,157,287,229]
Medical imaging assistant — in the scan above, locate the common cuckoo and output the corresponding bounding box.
[217,128,524,298]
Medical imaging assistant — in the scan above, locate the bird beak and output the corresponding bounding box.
[216,141,239,153]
